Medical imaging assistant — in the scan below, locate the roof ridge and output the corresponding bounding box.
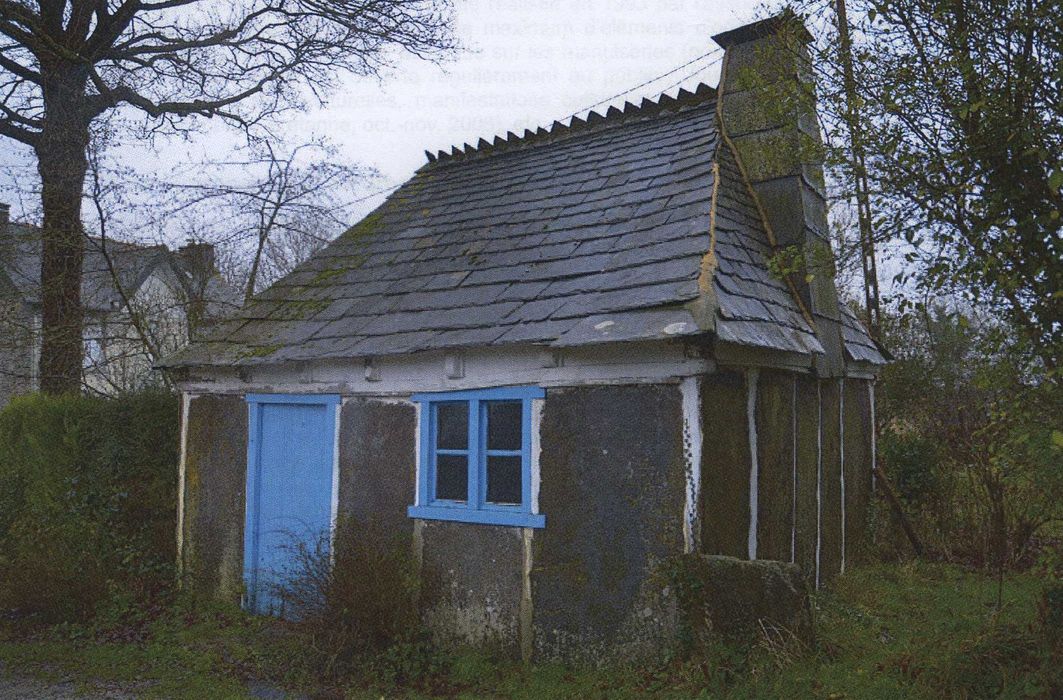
[423,82,716,168]
[3,220,163,255]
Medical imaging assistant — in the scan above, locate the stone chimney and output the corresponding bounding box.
[177,240,216,288]
[177,241,216,338]
[713,12,846,375]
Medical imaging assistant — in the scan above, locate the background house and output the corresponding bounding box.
[0,203,239,405]
[163,14,887,664]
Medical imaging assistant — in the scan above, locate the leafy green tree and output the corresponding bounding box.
[787,0,1061,373]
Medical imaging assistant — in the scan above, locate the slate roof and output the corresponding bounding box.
[840,304,888,365]
[0,221,239,317]
[163,85,883,368]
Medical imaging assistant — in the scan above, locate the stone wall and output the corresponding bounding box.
[819,379,843,581]
[178,383,690,664]
[181,394,248,602]
[335,397,416,543]
[177,371,875,658]
[700,370,751,558]
[755,370,796,562]
[698,369,875,588]
[533,384,686,664]
[419,521,525,656]
[843,379,874,565]
[793,374,821,580]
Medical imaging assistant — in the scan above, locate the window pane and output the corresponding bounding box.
[487,401,522,451]
[436,402,468,450]
[435,454,468,501]
[486,455,522,505]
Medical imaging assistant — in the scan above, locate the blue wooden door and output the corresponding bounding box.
[244,394,339,615]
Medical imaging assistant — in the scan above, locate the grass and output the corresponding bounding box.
[0,562,1056,699]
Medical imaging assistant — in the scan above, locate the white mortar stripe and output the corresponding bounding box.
[330,401,342,561]
[175,392,192,575]
[413,402,422,506]
[747,369,759,561]
[681,377,703,554]
[520,527,534,663]
[530,398,544,514]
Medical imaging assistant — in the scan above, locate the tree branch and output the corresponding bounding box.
[0,115,38,145]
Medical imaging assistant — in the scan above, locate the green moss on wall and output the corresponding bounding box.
[700,370,751,558]
[533,384,685,664]
[182,394,247,603]
[663,553,813,652]
[843,379,873,566]
[756,371,796,562]
[794,375,820,583]
[819,380,843,582]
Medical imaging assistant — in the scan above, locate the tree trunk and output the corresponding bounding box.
[873,464,925,558]
[35,118,90,395]
[245,232,268,304]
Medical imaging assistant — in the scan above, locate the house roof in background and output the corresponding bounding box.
[162,85,883,368]
[0,221,239,317]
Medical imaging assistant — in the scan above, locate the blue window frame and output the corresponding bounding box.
[407,385,545,528]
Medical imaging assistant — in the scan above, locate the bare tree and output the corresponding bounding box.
[160,140,376,302]
[0,1,455,393]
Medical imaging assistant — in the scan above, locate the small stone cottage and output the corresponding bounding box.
[162,14,886,663]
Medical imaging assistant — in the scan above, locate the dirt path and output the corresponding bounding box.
[0,674,145,699]
[0,672,305,699]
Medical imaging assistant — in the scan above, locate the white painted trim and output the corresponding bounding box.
[530,398,544,514]
[680,376,703,554]
[839,377,846,575]
[746,368,759,560]
[413,401,422,506]
[329,401,342,560]
[176,391,193,574]
[175,341,715,397]
[790,376,798,564]
[815,380,823,589]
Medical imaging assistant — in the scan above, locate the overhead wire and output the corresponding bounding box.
[364,47,727,201]
[561,47,724,121]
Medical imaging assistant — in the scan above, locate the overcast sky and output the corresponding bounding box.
[298,0,758,186]
[0,0,763,223]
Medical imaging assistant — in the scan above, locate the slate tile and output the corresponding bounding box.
[169,95,826,367]
[494,319,579,344]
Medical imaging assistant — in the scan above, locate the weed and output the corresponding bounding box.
[271,522,432,685]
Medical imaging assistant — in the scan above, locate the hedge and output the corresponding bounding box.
[0,392,179,623]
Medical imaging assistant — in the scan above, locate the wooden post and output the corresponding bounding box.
[834,0,882,338]
[872,465,925,557]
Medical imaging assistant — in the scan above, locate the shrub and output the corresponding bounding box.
[0,392,178,624]
[875,306,1063,569]
[271,521,428,682]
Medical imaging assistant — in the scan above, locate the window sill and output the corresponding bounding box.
[407,505,545,528]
